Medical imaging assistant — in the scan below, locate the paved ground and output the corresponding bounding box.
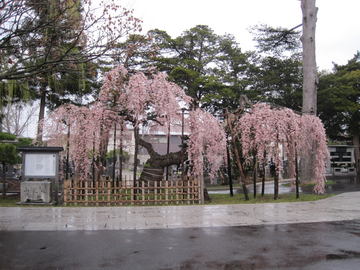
[0,191,359,269]
[1,220,360,269]
[0,192,360,231]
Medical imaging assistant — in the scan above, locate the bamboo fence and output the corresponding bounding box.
[63,177,201,206]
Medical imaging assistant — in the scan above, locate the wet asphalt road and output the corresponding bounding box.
[1,220,360,270]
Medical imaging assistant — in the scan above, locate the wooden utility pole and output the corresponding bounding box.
[301,0,318,115]
[301,0,318,183]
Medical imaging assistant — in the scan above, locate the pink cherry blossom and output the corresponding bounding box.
[45,65,226,182]
[236,103,328,194]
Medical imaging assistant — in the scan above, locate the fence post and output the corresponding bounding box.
[141,181,145,205]
[84,181,87,202]
[63,179,68,206]
[131,180,134,206]
[154,181,157,205]
[107,181,111,206]
[175,180,179,204]
[95,181,99,206]
[187,179,190,205]
[74,180,78,206]
[165,180,169,205]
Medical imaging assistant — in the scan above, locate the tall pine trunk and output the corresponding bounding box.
[301,0,318,183]
[301,0,318,115]
[36,87,46,143]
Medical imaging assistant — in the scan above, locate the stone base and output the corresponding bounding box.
[20,181,52,204]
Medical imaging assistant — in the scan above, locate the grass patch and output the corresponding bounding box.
[325,180,336,185]
[301,180,337,188]
[281,183,291,187]
[206,184,241,191]
[0,196,55,207]
[0,193,334,207]
[0,196,19,206]
[207,193,334,205]
[281,180,337,188]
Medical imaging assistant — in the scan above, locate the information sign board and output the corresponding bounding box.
[24,153,57,177]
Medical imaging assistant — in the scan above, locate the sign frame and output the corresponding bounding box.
[17,146,63,204]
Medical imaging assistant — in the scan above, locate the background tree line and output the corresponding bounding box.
[1,1,358,168]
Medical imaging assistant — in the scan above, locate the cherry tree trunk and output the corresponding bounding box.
[253,155,257,199]
[133,127,139,181]
[274,168,279,200]
[261,151,266,196]
[137,136,211,201]
[226,140,234,197]
[301,0,318,183]
[137,136,183,182]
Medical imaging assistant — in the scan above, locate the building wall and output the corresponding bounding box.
[327,145,356,175]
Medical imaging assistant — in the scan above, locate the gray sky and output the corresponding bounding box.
[23,0,360,138]
[123,0,360,71]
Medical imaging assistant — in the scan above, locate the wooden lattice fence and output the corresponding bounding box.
[63,177,201,206]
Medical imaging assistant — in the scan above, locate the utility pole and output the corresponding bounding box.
[301,0,318,115]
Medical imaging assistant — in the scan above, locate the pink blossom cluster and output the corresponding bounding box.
[300,114,330,194]
[45,102,119,181]
[236,103,329,194]
[101,66,224,180]
[188,109,227,181]
[99,66,191,127]
[46,65,227,182]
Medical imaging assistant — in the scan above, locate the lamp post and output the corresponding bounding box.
[166,118,170,181]
[119,119,123,181]
[65,123,70,180]
[181,108,186,177]
[112,123,117,184]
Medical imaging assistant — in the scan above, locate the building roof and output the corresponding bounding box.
[17,146,64,152]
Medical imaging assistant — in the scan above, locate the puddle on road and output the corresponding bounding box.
[326,250,360,260]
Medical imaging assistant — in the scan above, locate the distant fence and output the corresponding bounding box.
[63,177,201,206]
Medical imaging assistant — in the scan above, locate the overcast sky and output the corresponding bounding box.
[122,0,360,71]
[23,0,360,138]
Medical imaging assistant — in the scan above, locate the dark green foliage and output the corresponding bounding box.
[17,138,33,147]
[249,23,303,111]
[318,52,360,139]
[29,0,99,109]
[0,144,17,165]
[0,132,32,164]
[148,26,223,108]
[0,132,16,141]
[106,149,129,162]
[250,24,302,56]
[251,56,303,111]
[209,35,256,113]
[44,61,99,110]
[147,26,254,113]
